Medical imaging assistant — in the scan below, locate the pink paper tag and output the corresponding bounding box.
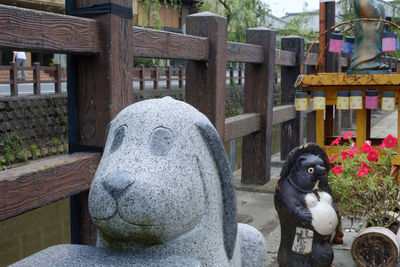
[365,96,378,109]
[329,39,343,53]
[383,38,396,52]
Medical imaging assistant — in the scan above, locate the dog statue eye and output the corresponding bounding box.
[149,127,174,156]
[307,167,315,174]
[110,125,127,153]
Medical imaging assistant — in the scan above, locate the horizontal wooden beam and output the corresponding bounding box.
[133,27,209,61]
[0,4,101,54]
[224,113,261,141]
[304,52,318,66]
[272,102,314,126]
[226,42,264,63]
[275,49,296,66]
[272,104,296,125]
[0,153,101,222]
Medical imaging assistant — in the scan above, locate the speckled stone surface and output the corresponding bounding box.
[89,97,267,266]
[13,97,267,267]
[238,223,267,267]
[11,244,201,266]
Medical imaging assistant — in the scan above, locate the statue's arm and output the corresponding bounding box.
[276,186,314,229]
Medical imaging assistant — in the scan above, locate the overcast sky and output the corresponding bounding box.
[263,0,321,18]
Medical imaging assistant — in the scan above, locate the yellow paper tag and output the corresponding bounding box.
[382,97,395,111]
[336,97,349,110]
[295,98,308,111]
[350,96,362,110]
[313,97,326,110]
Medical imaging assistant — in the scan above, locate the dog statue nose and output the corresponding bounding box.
[102,171,134,199]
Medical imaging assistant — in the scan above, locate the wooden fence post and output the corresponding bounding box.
[66,0,134,246]
[55,63,62,94]
[140,64,145,90]
[281,36,304,160]
[154,65,159,89]
[33,62,41,94]
[186,12,227,137]
[166,66,172,89]
[397,60,400,74]
[306,42,317,143]
[10,62,18,96]
[179,65,183,89]
[238,67,242,85]
[230,67,234,86]
[242,27,276,185]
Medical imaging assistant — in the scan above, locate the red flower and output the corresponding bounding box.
[343,132,355,140]
[357,167,370,178]
[382,134,398,149]
[361,142,373,153]
[330,154,339,163]
[367,149,379,162]
[361,161,371,170]
[341,148,357,160]
[350,148,358,158]
[378,144,385,149]
[332,166,343,177]
[341,150,348,160]
[330,136,342,146]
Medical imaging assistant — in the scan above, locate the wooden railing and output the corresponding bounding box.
[133,65,185,90]
[0,2,399,246]
[133,65,243,89]
[0,63,66,95]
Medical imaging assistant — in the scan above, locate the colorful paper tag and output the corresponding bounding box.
[382,97,395,111]
[313,97,326,110]
[350,96,362,109]
[337,97,349,110]
[295,98,308,111]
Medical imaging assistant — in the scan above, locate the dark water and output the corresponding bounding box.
[224,125,281,171]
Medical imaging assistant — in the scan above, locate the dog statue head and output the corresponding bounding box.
[88,97,238,261]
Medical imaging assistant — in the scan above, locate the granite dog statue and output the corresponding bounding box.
[88,97,267,266]
[274,143,339,267]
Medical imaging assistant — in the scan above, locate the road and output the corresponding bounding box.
[0,72,243,96]
[0,83,68,96]
[0,81,181,96]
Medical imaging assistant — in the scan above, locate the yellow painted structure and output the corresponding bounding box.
[297,73,400,164]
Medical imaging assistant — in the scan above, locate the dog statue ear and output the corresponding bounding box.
[195,114,238,260]
[103,121,112,153]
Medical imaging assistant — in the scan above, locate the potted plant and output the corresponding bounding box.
[328,133,400,266]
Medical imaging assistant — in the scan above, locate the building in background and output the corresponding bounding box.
[133,0,200,33]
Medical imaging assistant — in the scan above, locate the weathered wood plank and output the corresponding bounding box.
[133,27,209,61]
[224,113,261,141]
[0,153,101,222]
[186,13,227,138]
[226,42,263,63]
[305,52,318,66]
[340,56,348,67]
[0,4,100,54]
[275,49,296,66]
[242,27,276,185]
[272,105,296,125]
[281,37,304,160]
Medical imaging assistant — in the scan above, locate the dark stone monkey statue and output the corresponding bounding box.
[274,143,339,267]
[350,0,390,73]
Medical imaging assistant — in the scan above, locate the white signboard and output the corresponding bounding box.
[320,0,335,2]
